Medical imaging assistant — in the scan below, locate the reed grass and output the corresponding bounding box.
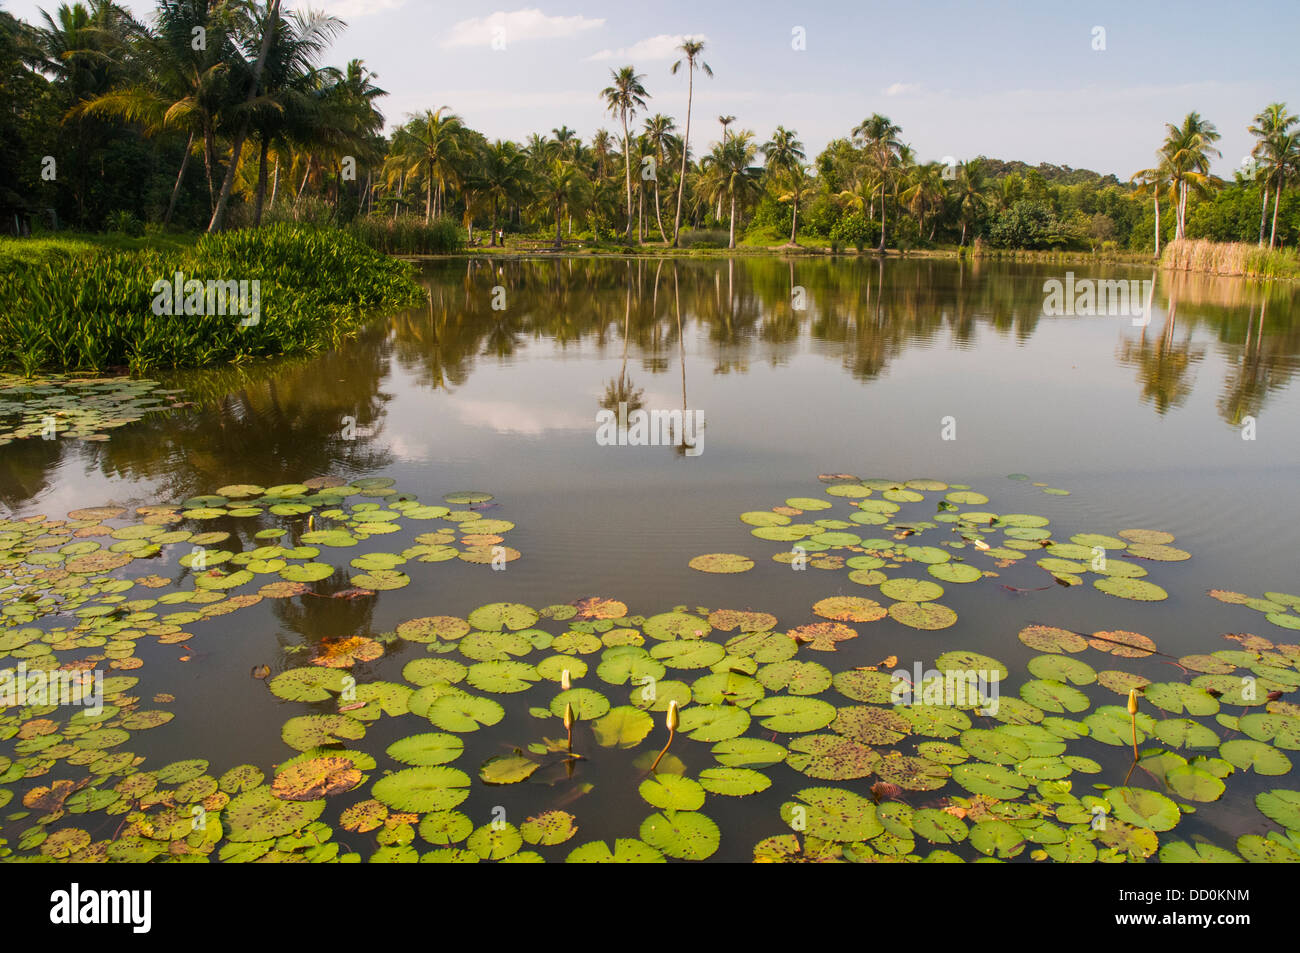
[1162,239,1300,279]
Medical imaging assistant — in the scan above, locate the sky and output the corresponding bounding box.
[8,0,1300,178]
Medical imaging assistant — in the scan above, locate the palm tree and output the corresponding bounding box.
[762,126,807,244]
[209,0,287,232]
[899,161,946,241]
[669,38,711,247]
[704,130,761,248]
[481,139,528,245]
[718,114,735,141]
[535,158,590,248]
[601,65,648,242]
[643,113,676,242]
[591,128,614,181]
[243,9,344,225]
[388,106,463,223]
[1160,112,1221,241]
[1249,104,1296,245]
[62,0,225,223]
[954,158,989,247]
[1130,162,1172,255]
[1249,104,1299,249]
[852,113,902,252]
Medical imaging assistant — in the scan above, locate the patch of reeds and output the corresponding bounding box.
[1162,239,1300,279]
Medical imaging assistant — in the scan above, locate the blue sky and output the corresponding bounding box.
[8,0,1299,177]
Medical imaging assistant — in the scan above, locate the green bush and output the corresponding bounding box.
[0,224,424,374]
[830,212,871,251]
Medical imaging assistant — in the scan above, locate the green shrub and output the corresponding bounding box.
[0,224,424,374]
[830,212,871,251]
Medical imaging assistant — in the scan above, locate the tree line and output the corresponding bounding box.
[1,0,1296,251]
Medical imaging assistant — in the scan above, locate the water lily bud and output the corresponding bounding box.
[563,702,574,729]
[561,669,571,690]
[1127,688,1139,715]
[666,699,679,732]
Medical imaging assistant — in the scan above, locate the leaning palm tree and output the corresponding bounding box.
[601,65,649,242]
[669,38,711,247]
[1160,112,1221,241]
[387,106,464,223]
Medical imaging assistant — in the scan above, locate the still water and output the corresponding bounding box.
[2,256,1298,861]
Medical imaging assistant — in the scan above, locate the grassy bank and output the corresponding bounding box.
[0,225,424,374]
[1161,239,1300,279]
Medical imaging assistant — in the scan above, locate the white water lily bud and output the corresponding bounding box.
[561,669,571,690]
[666,699,679,732]
[563,702,574,730]
[1127,688,1139,716]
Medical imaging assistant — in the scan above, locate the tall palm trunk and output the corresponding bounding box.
[164,131,194,226]
[877,182,887,253]
[790,197,799,244]
[654,163,667,242]
[671,68,694,247]
[622,113,634,242]
[1270,184,1281,249]
[209,0,283,233]
[728,193,737,248]
[270,157,280,209]
[253,138,270,226]
[1153,195,1161,256]
[1259,184,1269,245]
[425,165,433,224]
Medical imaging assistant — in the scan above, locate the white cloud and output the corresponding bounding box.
[884,82,921,97]
[441,8,605,49]
[453,398,591,436]
[587,33,708,63]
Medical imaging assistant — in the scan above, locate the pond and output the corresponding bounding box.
[2,256,1299,863]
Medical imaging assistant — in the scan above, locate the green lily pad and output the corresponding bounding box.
[372,766,471,812]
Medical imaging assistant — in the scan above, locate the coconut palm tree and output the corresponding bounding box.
[242,9,344,224]
[591,128,614,181]
[762,126,807,243]
[852,113,902,251]
[601,65,648,242]
[65,0,235,222]
[209,0,288,232]
[1130,161,1172,255]
[1249,103,1296,245]
[535,158,590,249]
[669,38,711,247]
[480,139,528,245]
[1248,103,1300,249]
[899,161,946,241]
[1160,112,1221,241]
[643,113,677,242]
[954,158,989,247]
[388,106,464,223]
[703,130,761,248]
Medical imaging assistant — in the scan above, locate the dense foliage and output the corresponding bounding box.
[0,1,1296,253]
[0,225,423,373]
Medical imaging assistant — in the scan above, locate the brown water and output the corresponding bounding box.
[2,256,1299,861]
